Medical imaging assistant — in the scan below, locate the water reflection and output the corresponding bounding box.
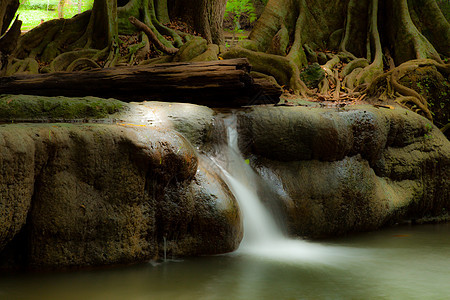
[1,224,449,300]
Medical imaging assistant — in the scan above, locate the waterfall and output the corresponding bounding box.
[214,114,359,264]
[220,116,283,248]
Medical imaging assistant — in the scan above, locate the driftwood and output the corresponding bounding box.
[0,58,282,107]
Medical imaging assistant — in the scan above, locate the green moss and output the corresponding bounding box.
[398,66,450,137]
[300,63,325,89]
[0,95,125,121]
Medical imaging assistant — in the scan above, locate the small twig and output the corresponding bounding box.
[128,16,178,55]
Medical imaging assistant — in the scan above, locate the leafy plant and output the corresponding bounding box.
[225,0,259,44]
[20,0,59,10]
[226,0,257,30]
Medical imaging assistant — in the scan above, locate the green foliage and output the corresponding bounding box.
[20,0,59,10]
[16,0,94,30]
[225,0,258,33]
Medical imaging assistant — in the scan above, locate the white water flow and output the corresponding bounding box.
[216,115,365,265]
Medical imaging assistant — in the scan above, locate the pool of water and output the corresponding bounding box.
[1,223,449,300]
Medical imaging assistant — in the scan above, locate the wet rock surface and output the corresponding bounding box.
[0,119,241,269]
[238,105,450,238]
[0,95,448,268]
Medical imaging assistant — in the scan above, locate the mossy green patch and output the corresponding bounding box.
[398,65,450,138]
[300,63,325,89]
[0,95,125,121]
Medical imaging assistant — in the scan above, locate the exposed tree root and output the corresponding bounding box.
[5,57,39,75]
[395,96,433,120]
[441,123,450,134]
[9,0,192,74]
[1,0,448,128]
[67,57,101,72]
[129,16,178,55]
[223,0,449,121]
[364,59,450,120]
[222,46,310,97]
[342,58,369,77]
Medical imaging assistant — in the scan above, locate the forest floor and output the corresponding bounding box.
[10,6,443,120]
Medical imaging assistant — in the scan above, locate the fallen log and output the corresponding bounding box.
[0,58,282,107]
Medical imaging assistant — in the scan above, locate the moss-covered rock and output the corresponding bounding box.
[0,95,124,121]
[300,63,325,89]
[398,65,450,138]
[0,97,448,268]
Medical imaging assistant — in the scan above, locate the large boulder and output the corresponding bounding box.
[0,115,241,269]
[238,105,450,238]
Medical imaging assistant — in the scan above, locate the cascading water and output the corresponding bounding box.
[214,114,362,264]
[218,116,283,248]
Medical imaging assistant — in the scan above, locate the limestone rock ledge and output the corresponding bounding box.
[238,105,450,238]
[0,123,242,269]
[0,94,449,269]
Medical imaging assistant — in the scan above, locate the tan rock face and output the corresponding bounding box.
[1,96,449,268]
[0,123,242,269]
[238,105,450,238]
[0,126,36,250]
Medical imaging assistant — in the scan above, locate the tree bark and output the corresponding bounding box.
[0,0,19,36]
[0,17,21,55]
[87,0,118,49]
[168,0,227,44]
[0,59,282,107]
[129,16,178,54]
[58,0,67,19]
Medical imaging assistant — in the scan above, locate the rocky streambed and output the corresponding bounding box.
[0,95,448,269]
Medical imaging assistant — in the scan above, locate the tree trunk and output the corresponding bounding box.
[155,0,170,24]
[0,0,19,35]
[58,0,66,19]
[0,59,282,106]
[169,0,227,44]
[230,0,449,86]
[87,0,118,49]
[0,0,20,75]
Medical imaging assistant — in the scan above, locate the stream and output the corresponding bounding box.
[1,115,449,299]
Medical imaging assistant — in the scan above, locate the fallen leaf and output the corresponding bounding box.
[374,104,395,109]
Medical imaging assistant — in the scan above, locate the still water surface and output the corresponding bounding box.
[1,223,449,300]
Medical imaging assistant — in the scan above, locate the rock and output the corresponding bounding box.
[300,63,325,89]
[159,160,242,257]
[0,126,35,250]
[398,65,450,140]
[0,94,124,122]
[118,101,216,149]
[0,96,217,149]
[1,95,449,268]
[239,105,450,238]
[0,122,241,269]
[255,155,390,237]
